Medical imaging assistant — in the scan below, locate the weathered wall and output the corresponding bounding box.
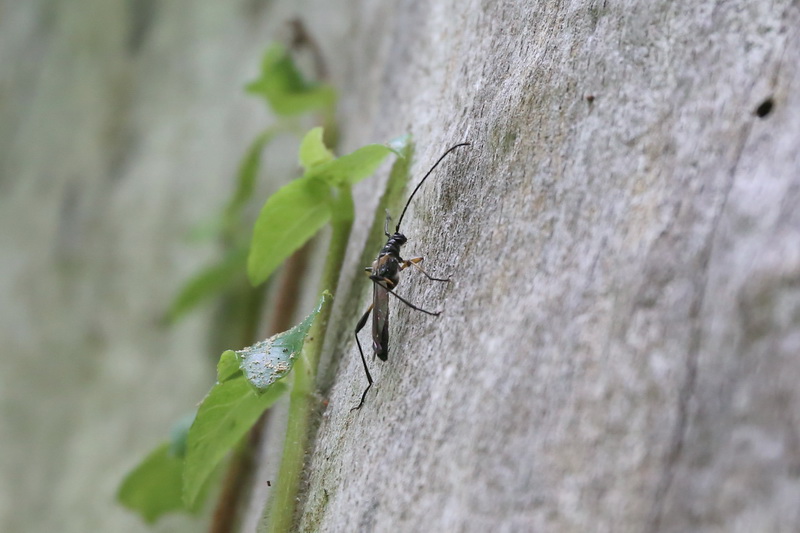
[274,1,800,532]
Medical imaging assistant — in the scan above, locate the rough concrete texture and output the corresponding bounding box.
[278,1,800,532]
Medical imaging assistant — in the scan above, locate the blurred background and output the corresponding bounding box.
[0,2,315,531]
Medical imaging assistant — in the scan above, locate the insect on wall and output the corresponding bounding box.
[352,142,470,410]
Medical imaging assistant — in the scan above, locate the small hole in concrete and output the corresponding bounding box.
[755,97,774,118]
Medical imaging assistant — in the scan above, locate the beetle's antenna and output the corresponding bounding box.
[383,209,392,237]
[395,142,470,233]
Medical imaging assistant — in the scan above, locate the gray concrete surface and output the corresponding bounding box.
[285,1,800,532]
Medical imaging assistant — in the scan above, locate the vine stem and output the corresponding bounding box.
[266,185,354,533]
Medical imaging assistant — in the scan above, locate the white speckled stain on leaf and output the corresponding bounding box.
[236,291,329,391]
[237,336,298,390]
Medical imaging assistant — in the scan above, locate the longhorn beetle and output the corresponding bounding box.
[352,142,470,410]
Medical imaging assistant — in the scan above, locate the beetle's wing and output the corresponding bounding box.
[372,281,390,361]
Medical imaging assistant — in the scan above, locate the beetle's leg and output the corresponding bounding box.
[369,275,394,288]
[370,276,440,316]
[352,303,374,411]
[400,256,450,282]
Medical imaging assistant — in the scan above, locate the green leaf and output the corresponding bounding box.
[185,212,227,243]
[181,292,330,506]
[224,129,280,220]
[308,144,394,186]
[247,176,332,286]
[117,415,203,524]
[183,377,287,506]
[238,291,331,390]
[246,43,336,116]
[118,443,186,524]
[167,247,248,322]
[168,412,196,458]
[247,129,405,286]
[298,127,334,171]
[217,350,242,382]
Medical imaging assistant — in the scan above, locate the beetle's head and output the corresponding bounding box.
[391,233,407,246]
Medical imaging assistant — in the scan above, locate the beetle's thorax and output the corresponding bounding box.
[371,233,406,287]
[379,232,407,258]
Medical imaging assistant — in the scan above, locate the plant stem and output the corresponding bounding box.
[266,186,354,533]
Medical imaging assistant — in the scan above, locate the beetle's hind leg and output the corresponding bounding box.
[351,304,374,411]
[371,276,441,316]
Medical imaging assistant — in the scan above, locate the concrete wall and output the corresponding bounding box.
[288,1,800,532]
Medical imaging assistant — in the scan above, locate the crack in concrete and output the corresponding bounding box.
[648,126,747,533]
[646,47,787,529]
